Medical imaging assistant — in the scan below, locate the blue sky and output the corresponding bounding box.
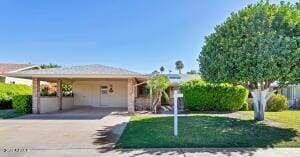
[0,0,297,74]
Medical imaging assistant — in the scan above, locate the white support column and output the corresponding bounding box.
[32,78,40,114]
[128,78,135,114]
[57,79,62,110]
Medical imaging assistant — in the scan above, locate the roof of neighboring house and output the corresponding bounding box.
[0,63,40,75]
[6,64,144,79]
[166,74,201,86]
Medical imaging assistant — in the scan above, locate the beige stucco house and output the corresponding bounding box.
[6,64,201,114]
[0,63,40,85]
[7,64,148,114]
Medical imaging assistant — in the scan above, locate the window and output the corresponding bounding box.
[138,85,150,96]
[101,86,108,94]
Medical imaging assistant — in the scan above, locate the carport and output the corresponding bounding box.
[6,64,148,114]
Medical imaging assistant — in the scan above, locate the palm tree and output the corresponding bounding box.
[175,60,184,74]
[160,66,165,74]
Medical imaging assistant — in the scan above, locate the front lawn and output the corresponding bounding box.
[117,112,300,148]
[241,111,300,132]
[0,109,24,119]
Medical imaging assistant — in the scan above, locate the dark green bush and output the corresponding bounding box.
[240,102,249,111]
[266,94,287,112]
[12,95,32,113]
[0,83,32,109]
[179,79,249,111]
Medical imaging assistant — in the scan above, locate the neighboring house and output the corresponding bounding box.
[0,63,40,85]
[6,64,200,114]
[277,85,300,109]
[270,81,300,109]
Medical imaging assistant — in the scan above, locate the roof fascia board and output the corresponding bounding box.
[6,65,41,74]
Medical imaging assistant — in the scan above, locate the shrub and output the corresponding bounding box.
[12,95,32,113]
[0,83,32,109]
[40,83,57,96]
[240,102,249,111]
[179,79,249,111]
[266,94,287,112]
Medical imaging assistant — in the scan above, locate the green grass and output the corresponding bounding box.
[0,109,24,119]
[241,111,300,132]
[117,113,300,148]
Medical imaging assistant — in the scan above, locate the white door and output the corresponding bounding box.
[99,85,110,107]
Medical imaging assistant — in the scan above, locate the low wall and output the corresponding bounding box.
[135,97,150,111]
[40,97,60,113]
[40,97,74,113]
[62,97,74,110]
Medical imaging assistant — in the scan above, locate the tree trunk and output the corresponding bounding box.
[151,93,162,114]
[251,88,274,121]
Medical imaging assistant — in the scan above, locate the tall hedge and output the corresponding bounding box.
[0,83,32,109]
[12,95,32,113]
[179,79,249,111]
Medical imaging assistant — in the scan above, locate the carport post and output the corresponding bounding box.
[57,79,62,110]
[128,78,135,114]
[32,78,40,114]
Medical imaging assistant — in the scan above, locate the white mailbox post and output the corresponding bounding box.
[174,90,183,136]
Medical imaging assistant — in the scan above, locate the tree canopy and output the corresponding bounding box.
[187,70,198,74]
[198,1,300,88]
[147,72,170,113]
[160,66,165,73]
[198,1,300,120]
[41,63,61,69]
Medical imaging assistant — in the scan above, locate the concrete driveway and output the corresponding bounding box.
[0,107,131,157]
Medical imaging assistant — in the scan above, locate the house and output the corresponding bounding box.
[270,81,300,109]
[277,85,300,109]
[6,64,147,114]
[134,74,201,110]
[0,63,40,85]
[6,64,200,114]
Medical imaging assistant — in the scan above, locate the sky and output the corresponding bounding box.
[0,0,297,74]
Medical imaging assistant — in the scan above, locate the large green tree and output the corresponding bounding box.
[199,1,300,121]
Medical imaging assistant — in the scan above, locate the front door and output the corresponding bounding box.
[99,85,110,107]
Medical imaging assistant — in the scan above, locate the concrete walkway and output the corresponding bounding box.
[1,148,299,157]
